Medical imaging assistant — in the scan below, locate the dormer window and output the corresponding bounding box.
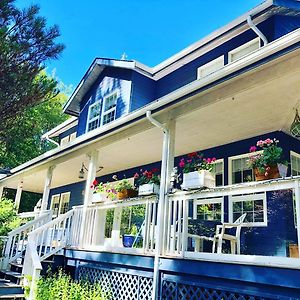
[228,37,260,63]
[87,99,101,132]
[101,91,118,126]
[197,56,224,79]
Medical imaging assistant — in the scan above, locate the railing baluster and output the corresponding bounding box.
[143,200,150,252]
[166,198,172,253]
[171,199,177,253]
[177,199,183,254]
[151,202,157,251]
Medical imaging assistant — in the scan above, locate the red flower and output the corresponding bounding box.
[93,179,98,186]
[188,152,198,158]
[134,173,139,179]
[151,168,159,173]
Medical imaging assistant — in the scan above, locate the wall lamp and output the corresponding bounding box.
[78,163,103,179]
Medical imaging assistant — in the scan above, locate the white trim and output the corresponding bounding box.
[211,158,224,186]
[6,30,300,177]
[60,136,70,146]
[197,56,225,79]
[228,192,267,227]
[42,117,78,139]
[228,151,263,185]
[291,151,300,176]
[86,99,101,133]
[100,90,118,126]
[193,197,224,223]
[59,192,71,215]
[228,37,261,63]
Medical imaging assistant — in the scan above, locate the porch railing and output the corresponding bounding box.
[1,210,52,270]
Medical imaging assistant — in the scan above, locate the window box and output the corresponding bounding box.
[117,189,138,200]
[138,183,160,196]
[92,192,107,203]
[181,170,215,190]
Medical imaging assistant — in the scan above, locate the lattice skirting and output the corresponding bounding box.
[161,278,272,300]
[78,265,153,300]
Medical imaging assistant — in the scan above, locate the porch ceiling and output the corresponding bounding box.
[3,50,300,193]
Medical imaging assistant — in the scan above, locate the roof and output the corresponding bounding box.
[42,116,78,139]
[63,0,300,116]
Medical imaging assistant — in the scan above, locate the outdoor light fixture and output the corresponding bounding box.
[78,163,103,179]
[290,109,300,138]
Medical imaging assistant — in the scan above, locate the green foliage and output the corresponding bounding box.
[114,179,135,192]
[134,168,160,186]
[120,205,146,236]
[0,0,64,133]
[0,197,21,236]
[36,269,110,300]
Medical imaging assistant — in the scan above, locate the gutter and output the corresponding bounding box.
[4,29,300,179]
[247,15,268,46]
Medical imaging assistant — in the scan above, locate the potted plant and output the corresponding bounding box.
[91,180,117,202]
[248,138,283,181]
[122,224,138,248]
[179,152,216,190]
[114,178,138,200]
[134,168,160,196]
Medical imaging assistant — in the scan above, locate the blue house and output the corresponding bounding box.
[1,1,300,299]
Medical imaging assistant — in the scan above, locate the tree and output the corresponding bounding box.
[0,0,64,135]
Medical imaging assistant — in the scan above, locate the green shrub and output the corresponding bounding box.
[36,269,110,300]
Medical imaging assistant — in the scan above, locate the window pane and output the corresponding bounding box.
[89,102,101,120]
[104,93,117,112]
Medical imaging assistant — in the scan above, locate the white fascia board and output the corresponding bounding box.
[42,117,78,139]
[7,29,300,177]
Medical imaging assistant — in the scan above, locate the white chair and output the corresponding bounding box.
[212,213,247,254]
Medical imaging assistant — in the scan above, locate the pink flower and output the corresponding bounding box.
[212,157,217,162]
[134,173,139,179]
[207,158,211,163]
[187,159,192,163]
[249,146,257,152]
[179,158,185,168]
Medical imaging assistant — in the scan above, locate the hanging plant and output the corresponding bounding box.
[290,109,300,138]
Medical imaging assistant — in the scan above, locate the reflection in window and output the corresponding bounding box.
[197,202,222,221]
[291,152,300,176]
[211,160,224,186]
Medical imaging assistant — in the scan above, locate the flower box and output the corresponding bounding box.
[138,183,160,196]
[254,165,280,181]
[92,192,107,203]
[117,189,138,200]
[181,170,215,190]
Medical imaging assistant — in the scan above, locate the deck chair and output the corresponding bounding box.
[212,213,247,254]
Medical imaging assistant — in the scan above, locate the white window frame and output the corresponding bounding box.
[100,90,118,126]
[69,132,77,142]
[291,151,300,176]
[86,99,101,132]
[50,192,71,217]
[59,192,71,215]
[229,192,267,227]
[228,151,263,185]
[193,197,224,223]
[197,56,224,79]
[60,136,70,146]
[211,158,224,187]
[228,37,261,63]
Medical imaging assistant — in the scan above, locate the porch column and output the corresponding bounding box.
[80,150,98,248]
[152,117,176,300]
[40,165,56,212]
[14,180,23,211]
[294,180,300,257]
[0,186,4,199]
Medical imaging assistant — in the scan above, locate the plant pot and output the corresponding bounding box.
[278,163,288,178]
[138,183,160,196]
[92,192,106,203]
[254,165,280,181]
[289,244,299,258]
[117,189,138,200]
[122,234,135,247]
[181,170,215,190]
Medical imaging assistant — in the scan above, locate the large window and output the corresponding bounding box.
[211,159,224,186]
[87,99,101,132]
[50,192,71,217]
[229,193,267,226]
[193,197,223,222]
[197,56,224,79]
[229,152,262,184]
[101,92,118,126]
[228,38,260,63]
[291,151,300,176]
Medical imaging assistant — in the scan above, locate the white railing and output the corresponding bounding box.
[164,177,300,268]
[1,210,52,270]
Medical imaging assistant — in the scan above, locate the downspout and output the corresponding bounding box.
[247,15,268,46]
[146,111,169,300]
[43,135,59,147]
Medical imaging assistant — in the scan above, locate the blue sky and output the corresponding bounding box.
[16,0,263,89]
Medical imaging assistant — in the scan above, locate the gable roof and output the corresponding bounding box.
[64,0,300,116]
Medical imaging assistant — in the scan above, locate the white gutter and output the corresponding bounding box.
[146,111,169,300]
[247,15,268,46]
[5,29,300,177]
[43,136,59,147]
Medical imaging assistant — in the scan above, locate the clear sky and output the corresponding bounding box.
[16,0,263,89]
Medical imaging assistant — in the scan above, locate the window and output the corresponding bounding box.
[197,56,224,79]
[60,132,77,146]
[291,151,300,176]
[211,159,224,186]
[229,193,267,226]
[193,197,223,222]
[101,92,118,126]
[87,99,101,132]
[229,152,262,184]
[228,38,260,63]
[50,192,71,217]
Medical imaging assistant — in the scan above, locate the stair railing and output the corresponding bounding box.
[1,210,52,270]
[22,209,74,299]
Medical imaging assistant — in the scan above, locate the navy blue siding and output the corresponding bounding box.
[274,15,300,39]
[77,67,132,136]
[130,71,156,112]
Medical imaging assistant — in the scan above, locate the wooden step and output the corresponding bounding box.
[0,270,23,285]
[0,280,24,299]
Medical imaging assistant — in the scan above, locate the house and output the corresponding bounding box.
[1,0,300,299]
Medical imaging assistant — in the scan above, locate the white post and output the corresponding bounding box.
[79,150,98,248]
[294,180,300,258]
[40,166,55,212]
[14,180,23,211]
[152,118,176,300]
[0,186,4,199]
[111,207,122,247]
